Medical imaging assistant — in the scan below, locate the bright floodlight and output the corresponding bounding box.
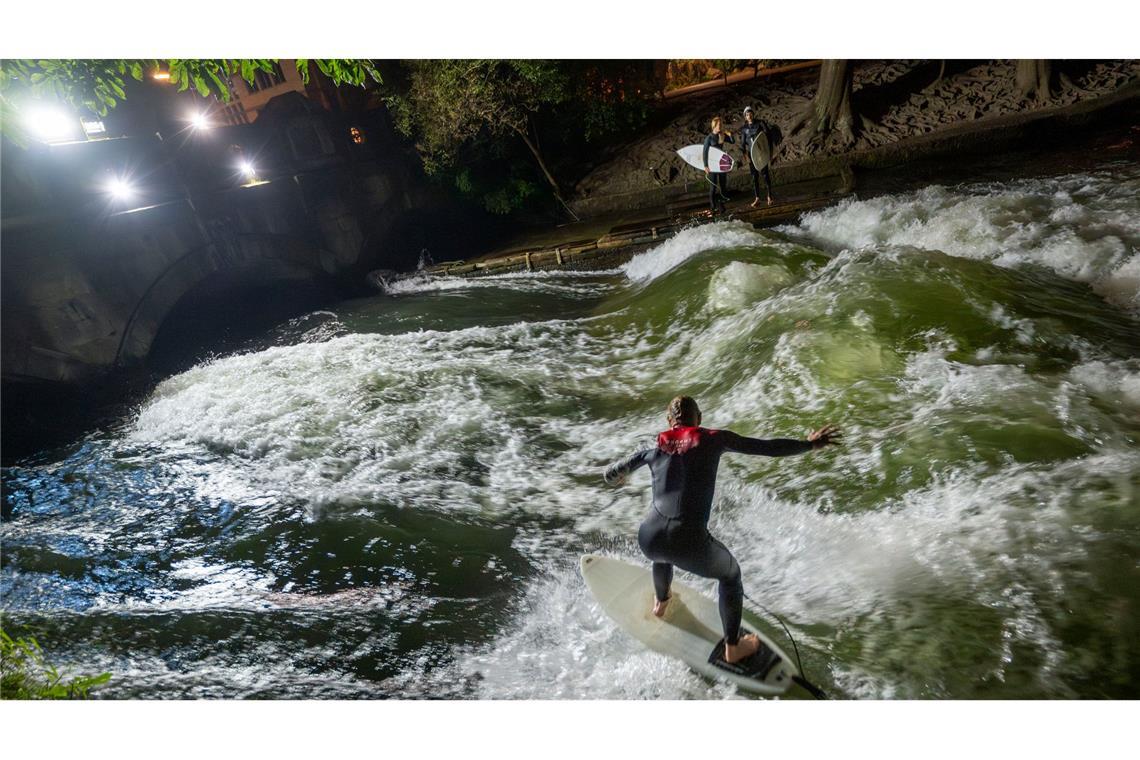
[190,112,210,130]
[107,178,134,201]
[24,105,76,142]
[240,161,256,178]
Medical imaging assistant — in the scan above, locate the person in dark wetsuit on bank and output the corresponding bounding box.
[703,116,734,217]
[603,396,840,664]
[739,105,774,208]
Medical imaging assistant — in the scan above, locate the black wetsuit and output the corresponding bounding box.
[604,426,813,645]
[702,132,734,214]
[739,118,773,200]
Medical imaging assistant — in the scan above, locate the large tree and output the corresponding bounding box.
[0,59,381,145]
[387,60,574,213]
[787,59,857,150]
[1014,59,1056,103]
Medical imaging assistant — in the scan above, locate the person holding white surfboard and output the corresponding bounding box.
[702,116,734,217]
[603,396,840,664]
[739,106,774,207]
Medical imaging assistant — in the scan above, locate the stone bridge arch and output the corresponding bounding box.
[115,231,333,368]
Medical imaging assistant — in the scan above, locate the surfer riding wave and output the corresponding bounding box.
[603,396,840,664]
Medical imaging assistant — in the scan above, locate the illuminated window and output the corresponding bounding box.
[350,127,365,145]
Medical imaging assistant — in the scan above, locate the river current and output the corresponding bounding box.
[3,164,1138,699]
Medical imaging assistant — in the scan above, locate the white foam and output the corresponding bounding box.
[789,170,1140,310]
[706,261,796,312]
[621,220,777,283]
[382,268,620,297]
[1067,359,1140,409]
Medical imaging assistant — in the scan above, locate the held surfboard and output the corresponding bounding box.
[580,554,798,696]
[750,131,772,171]
[677,144,735,173]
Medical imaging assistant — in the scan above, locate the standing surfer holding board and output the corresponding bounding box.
[739,106,774,207]
[703,117,734,217]
[603,396,840,664]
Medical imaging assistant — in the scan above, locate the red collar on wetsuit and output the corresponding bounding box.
[657,426,716,455]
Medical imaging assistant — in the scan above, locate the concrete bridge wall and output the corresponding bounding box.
[2,96,430,386]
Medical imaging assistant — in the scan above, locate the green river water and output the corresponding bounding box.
[2,163,1138,698]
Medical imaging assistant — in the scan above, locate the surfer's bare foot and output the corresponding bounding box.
[750,198,761,208]
[766,195,774,207]
[652,595,671,618]
[725,634,761,664]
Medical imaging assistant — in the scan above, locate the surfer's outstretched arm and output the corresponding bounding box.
[603,449,651,486]
[721,425,841,457]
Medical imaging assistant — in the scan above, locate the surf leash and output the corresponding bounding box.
[743,591,829,700]
[704,172,731,203]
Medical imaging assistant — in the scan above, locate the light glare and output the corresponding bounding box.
[107,178,134,201]
[24,106,77,142]
[190,113,210,130]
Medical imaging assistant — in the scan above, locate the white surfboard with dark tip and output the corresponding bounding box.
[677,144,735,173]
[580,554,798,696]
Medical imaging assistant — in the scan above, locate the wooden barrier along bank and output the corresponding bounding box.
[420,191,848,279]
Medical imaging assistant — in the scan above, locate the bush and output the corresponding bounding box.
[1,627,110,700]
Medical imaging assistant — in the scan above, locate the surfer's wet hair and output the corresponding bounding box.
[667,396,701,427]
[710,116,721,130]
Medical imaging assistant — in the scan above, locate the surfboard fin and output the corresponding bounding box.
[708,634,782,680]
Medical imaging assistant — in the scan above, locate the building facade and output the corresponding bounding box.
[216,60,338,126]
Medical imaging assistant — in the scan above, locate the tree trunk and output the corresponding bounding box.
[515,125,579,221]
[789,59,856,149]
[1015,60,1054,103]
[516,127,560,196]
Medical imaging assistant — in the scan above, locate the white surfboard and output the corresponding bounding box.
[750,131,772,171]
[580,554,798,696]
[677,144,735,173]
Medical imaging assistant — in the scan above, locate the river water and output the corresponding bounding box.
[3,162,1138,699]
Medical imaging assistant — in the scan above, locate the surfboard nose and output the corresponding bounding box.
[579,554,598,573]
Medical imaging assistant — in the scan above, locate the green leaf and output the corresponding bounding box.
[194,77,209,97]
[207,69,228,100]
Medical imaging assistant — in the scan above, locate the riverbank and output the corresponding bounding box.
[415,82,1139,281]
[570,60,1139,218]
[417,174,848,278]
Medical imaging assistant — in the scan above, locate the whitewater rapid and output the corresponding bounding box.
[3,164,1138,699]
